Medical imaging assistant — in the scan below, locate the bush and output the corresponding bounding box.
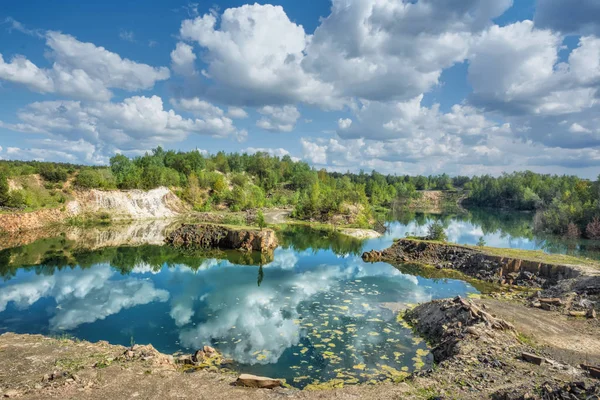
[565,222,581,239]
[586,217,600,240]
[75,168,116,189]
[0,173,9,206]
[427,221,447,241]
[39,165,68,183]
[257,210,266,230]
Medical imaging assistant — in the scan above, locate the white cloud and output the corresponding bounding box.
[0,96,244,163]
[170,42,197,76]
[338,118,352,130]
[0,31,169,100]
[178,4,339,108]
[227,107,248,119]
[468,22,600,116]
[256,105,300,132]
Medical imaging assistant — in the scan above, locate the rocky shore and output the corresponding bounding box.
[362,238,599,288]
[165,224,278,253]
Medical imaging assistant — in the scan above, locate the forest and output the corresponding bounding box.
[0,148,599,239]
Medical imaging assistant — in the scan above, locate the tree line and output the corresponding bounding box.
[0,150,599,238]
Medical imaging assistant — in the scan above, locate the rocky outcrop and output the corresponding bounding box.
[362,239,593,288]
[0,187,188,233]
[73,187,188,219]
[404,296,515,362]
[165,224,278,253]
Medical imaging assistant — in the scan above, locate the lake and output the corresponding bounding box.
[0,210,598,388]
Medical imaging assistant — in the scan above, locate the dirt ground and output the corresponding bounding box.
[478,298,600,366]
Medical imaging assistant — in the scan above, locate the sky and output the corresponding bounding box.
[0,0,599,178]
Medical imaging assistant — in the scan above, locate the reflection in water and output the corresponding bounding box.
[0,210,599,388]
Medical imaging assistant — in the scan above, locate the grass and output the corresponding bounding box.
[516,332,536,346]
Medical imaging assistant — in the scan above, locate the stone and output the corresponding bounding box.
[177,355,194,365]
[3,390,19,398]
[587,309,597,319]
[568,310,587,317]
[192,350,205,363]
[235,374,282,389]
[521,352,544,365]
[538,298,562,305]
[203,345,216,355]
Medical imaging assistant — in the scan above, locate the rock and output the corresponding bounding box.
[568,310,587,317]
[203,345,216,355]
[3,390,19,398]
[538,298,562,305]
[587,309,597,319]
[235,374,282,389]
[177,355,194,365]
[521,352,544,365]
[125,350,134,358]
[192,350,205,363]
[581,364,600,379]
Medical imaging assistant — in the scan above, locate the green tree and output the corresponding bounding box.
[257,210,266,230]
[427,221,447,241]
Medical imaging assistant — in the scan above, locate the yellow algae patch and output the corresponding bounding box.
[333,316,339,321]
[304,323,314,327]
[383,328,392,334]
[416,348,430,357]
[367,318,383,322]
[401,366,409,372]
[412,337,423,345]
[333,305,349,311]
[322,321,329,327]
[314,344,326,348]
[343,300,352,303]
[361,303,370,309]
[393,351,403,359]
[305,379,345,391]
[300,347,309,354]
[380,365,409,383]
[293,319,301,325]
[333,330,344,335]
[353,364,366,370]
[368,331,380,336]
[380,355,389,360]
[328,343,336,348]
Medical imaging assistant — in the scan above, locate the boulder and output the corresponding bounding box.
[521,352,544,365]
[235,374,282,389]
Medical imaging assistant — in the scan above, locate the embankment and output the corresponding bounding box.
[0,187,188,233]
[362,238,600,288]
[165,224,278,253]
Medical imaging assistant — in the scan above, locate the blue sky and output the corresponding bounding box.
[1,0,599,178]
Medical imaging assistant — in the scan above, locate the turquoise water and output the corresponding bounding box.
[0,211,597,388]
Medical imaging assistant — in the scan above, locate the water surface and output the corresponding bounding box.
[0,210,597,387]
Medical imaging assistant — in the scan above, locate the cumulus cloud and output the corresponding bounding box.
[227,107,248,119]
[256,105,300,132]
[170,42,197,76]
[173,1,511,108]
[468,21,600,117]
[0,31,169,100]
[0,96,244,163]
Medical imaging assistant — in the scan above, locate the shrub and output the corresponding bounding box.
[257,210,266,230]
[427,221,447,241]
[565,222,581,239]
[477,236,486,247]
[0,173,9,206]
[75,168,116,189]
[39,165,68,183]
[586,217,600,240]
